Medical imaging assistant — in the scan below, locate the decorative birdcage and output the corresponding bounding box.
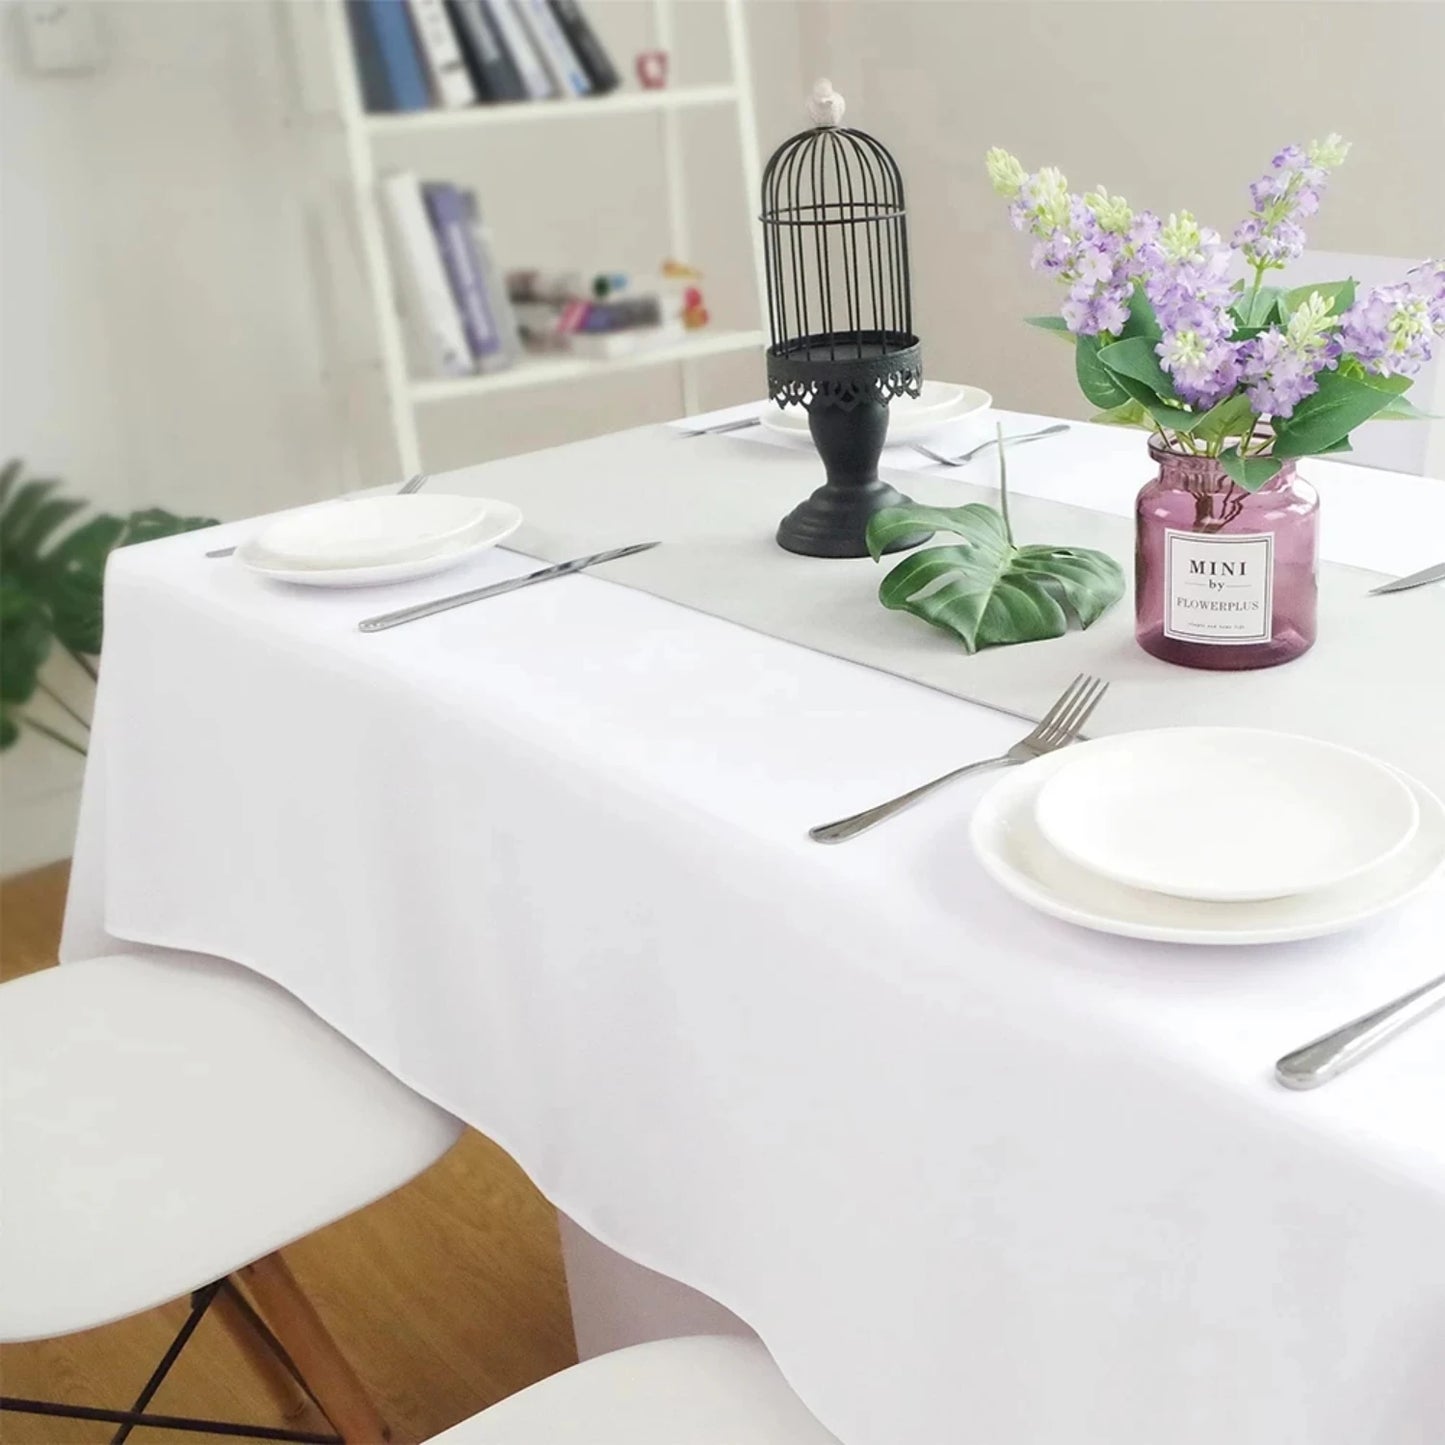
[761,80,926,558]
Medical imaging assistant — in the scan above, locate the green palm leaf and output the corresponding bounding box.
[866,502,1124,653]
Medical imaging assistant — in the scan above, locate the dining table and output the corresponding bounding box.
[60,398,1445,1445]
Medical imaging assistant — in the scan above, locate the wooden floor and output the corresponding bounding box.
[0,863,577,1444]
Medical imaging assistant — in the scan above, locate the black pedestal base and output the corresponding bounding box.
[776,479,929,558]
[774,392,930,559]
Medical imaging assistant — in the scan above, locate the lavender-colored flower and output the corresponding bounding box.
[1238,291,1341,417]
[1337,262,1445,378]
[986,150,1137,337]
[1234,134,1349,273]
[1132,211,1240,408]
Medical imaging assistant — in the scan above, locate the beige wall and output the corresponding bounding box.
[806,0,1445,419]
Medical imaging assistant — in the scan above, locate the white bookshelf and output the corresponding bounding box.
[320,0,767,477]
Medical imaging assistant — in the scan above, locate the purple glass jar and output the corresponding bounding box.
[1135,440,1319,670]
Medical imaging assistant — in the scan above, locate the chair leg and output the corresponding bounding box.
[213,1280,314,1424]
[235,1253,394,1445]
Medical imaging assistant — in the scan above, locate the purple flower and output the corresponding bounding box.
[1237,291,1341,417]
[1337,263,1445,378]
[1131,211,1240,408]
[1234,135,1349,273]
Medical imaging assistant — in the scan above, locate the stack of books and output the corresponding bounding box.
[508,267,710,361]
[381,173,523,378]
[346,0,620,112]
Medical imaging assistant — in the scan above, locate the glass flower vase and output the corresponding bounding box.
[1135,440,1319,670]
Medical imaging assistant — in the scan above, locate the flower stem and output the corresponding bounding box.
[20,712,87,757]
[37,678,91,734]
[65,645,99,683]
[996,422,1014,547]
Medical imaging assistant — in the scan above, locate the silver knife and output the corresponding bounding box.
[357,541,660,633]
[1276,968,1445,1089]
[1368,561,1445,596]
[680,416,763,437]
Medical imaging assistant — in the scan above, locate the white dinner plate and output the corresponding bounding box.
[970,747,1445,946]
[758,382,992,443]
[1034,729,1420,902]
[237,501,522,589]
[251,494,520,571]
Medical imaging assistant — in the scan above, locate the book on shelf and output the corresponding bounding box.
[461,192,524,364]
[380,171,474,377]
[348,0,431,112]
[482,0,555,100]
[347,0,622,110]
[513,0,591,98]
[545,0,618,94]
[407,0,477,107]
[422,182,503,367]
[446,0,525,102]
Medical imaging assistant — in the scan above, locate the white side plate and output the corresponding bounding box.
[252,494,520,571]
[759,382,992,443]
[971,748,1445,946]
[1034,729,1419,902]
[237,501,522,589]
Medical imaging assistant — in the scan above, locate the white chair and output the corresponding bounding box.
[426,1335,842,1444]
[0,948,464,1443]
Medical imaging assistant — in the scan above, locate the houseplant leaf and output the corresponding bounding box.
[1026,315,1074,344]
[46,507,215,657]
[1283,278,1356,318]
[0,578,53,706]
[1075,335,1132,409]
[866,502,1124,653]
[1217,449,1283,490]
[1272,370,1400,458]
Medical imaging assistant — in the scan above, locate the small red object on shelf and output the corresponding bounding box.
[636,50,668,89]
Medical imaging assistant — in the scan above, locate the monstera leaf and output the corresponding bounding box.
[0,460,217,751]
[866,502,1125,653]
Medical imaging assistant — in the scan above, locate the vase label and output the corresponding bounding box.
[1163,529,1273,645]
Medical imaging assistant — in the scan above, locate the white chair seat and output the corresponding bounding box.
[427,1335,842,1444]
[0,950,462,1343]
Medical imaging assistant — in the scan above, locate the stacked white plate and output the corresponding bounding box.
[759,381,993,443]
[236,494,522,587]
[970,728,1445,944]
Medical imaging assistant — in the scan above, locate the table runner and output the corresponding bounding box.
[432,423,1445,796]
[62,415,1445,1445]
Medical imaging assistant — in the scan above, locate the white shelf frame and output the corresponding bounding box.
[321,0,767,478]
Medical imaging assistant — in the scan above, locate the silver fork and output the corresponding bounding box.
[913,423,1070,468]
[206,472,430,558]
[808,674,1109,844]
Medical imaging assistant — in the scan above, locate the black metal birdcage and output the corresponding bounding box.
[761,81,926,557]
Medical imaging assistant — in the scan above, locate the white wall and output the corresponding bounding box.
[0,0,803,876]
[0,0,350,875]
[804,0,1445,422]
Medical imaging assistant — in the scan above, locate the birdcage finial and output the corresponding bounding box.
[807,79,845,128]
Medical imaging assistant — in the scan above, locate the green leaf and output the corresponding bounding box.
[1096,335,1177,400]
[1075,335,1131,409]
[1109,371,1200,433]
[1026,315,1075,346]
[867,503,1125,653]
[0,579,53,706]
[1090,399,1151,428]
[1186,393,1257,446]
[1272,370,1400,458]
[1231,286,1287,329]
[1374,394,1437,421]
[0,459,21,512]
[1118,289,1161,341]
[1283,278,1356,318]
[1217,449,1283,491]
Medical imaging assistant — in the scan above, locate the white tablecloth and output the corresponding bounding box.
[64,411,1445,1445]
